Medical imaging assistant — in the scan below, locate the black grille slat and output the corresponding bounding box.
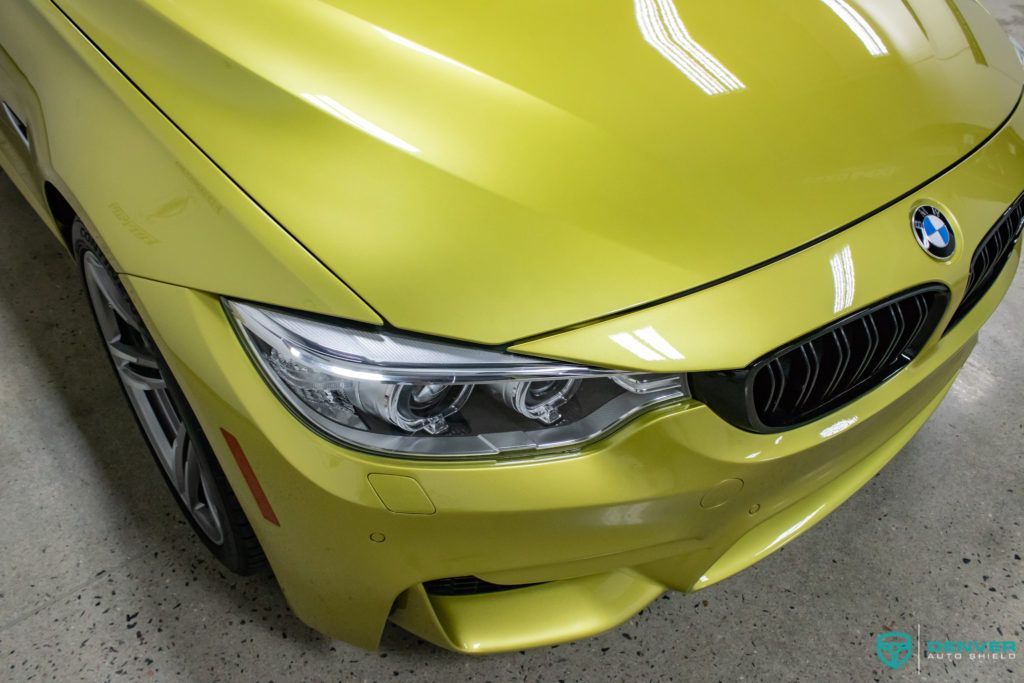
[691,286,949,432]
[832,327,856,399]
[850,316,879,385]
[870,306,901,376]
[820,331,846,400]
[992,224,1006,255]
[976,242,993,282]
[903,295,928,358]
[769,358,786,414]
[893,298,910,351]
[755,361,778,416]
[946,192,1024,332]
[793,345,818,409]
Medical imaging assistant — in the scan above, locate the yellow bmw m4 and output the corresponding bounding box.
[1,0,1022,653]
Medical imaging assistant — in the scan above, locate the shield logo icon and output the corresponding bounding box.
[876,631,913,670]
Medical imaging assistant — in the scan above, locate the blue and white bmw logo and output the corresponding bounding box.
[911,205,956,260]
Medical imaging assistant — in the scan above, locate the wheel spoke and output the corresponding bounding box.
[111,337,165,391]
[185,445,225,544]
[184,449,202,509]
[116,364,167,391]
[108,340,159,369]
[86,259,142,333]
[171,425,189,495]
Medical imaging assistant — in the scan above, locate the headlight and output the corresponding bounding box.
[225,300,689,459]
[1012,37,1024,67]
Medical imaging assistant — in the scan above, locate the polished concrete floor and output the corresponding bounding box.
[3,5,1024,682]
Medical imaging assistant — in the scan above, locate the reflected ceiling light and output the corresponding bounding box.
[633,326,685,360]
[830,245,856,313]
[374,27,483,76]
[610,332,666,361]
[758,505,826,557]
[821,0,889,56]
[610,326,685,362]
[820,415,858,438]
[301,93,420,154]
[635,0,745,95]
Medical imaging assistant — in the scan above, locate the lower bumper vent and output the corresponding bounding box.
[423,576,541,597]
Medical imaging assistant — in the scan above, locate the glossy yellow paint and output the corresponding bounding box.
[0,0,381,322]
[511,106,1024,370]
[36,0,1024,343]
[2,0,1023,655]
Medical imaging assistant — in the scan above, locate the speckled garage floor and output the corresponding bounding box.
[3,4,1024,682]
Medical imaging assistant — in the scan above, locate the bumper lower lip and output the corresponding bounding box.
[119,235,1018,653]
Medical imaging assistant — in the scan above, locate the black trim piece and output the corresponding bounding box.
[690,285,950,433]
[423,576,542,597]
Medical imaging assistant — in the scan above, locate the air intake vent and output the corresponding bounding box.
[945,194,1024,332]
[692,286,949,433]
[423,576,540,597]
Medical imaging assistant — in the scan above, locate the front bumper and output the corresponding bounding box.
[122,272,1007,652]
[122,120,1024,655]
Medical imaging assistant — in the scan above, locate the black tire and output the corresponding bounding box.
[73,219,266,574]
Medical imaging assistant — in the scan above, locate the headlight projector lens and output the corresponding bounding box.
[488,379,580,424]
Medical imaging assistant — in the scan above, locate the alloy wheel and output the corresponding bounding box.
[82,251,226,545]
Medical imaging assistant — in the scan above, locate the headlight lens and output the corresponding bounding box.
[226,300,689,459]
[1011,37,1024,67]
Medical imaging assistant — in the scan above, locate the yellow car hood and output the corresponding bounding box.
[56,0,1023,343]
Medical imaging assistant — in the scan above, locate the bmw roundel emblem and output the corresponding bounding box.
[911,205,956,260]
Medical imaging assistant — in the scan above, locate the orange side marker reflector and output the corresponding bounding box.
[221,428,280,526]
